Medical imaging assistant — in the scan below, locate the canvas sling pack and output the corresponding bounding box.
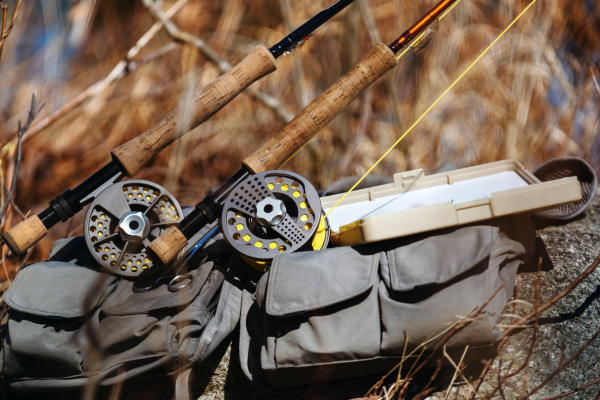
[0,222,245,395]
[239,215,536,391]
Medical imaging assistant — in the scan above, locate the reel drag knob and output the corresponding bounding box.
[118,212,151,242]
[255,197,286,227]
[84,180,184,277]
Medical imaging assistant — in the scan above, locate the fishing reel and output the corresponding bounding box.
[221,170,329,271]
[84,180,184,278]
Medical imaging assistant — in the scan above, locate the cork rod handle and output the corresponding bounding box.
[242,43,397,174]
[112,46,277,177]
[147,226,188,267]
[2,216,47,256]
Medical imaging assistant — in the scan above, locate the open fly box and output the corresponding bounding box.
[322,160,583,246]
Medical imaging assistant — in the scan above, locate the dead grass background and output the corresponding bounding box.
[0,0,598,275]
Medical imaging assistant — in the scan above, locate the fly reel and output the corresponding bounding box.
[84,180,184,278]
[221,170,329,271]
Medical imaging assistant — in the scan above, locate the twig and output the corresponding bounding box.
[470,251,600,399]
[522,325,600,399]
[511,275,520,326]
[3,0,188,149]
[590,64,600,99]
[412,359,443,400]
[538,376,600,400]
[13,245,33,276]
[0,0,21,61]
[488,366,524,395]
[443,345,469,400]
[0,246,7,285]
[2,181,27,221]
[1,94,44,227]
[498,364,507,400]
[142,0,294,123]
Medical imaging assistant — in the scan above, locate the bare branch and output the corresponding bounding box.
[538,376,600,400]
[142,0,294,123]
[1,93,44,227]
[589,64,600,98]
[523,325,600,399]
[3,0,189,149]
[0,0,21,61]
[471,251,600,399]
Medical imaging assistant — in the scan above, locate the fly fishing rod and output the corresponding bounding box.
[147,0,460,268]
[2,0,356,256]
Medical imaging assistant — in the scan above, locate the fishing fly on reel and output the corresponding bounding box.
[221,170,329,271]
[84,180,184,277]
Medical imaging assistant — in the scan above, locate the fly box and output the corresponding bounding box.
[322,160,583,246]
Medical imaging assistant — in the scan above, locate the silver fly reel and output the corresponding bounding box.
[221,170,328,270]
[84,180,184,277]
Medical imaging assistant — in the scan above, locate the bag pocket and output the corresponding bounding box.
[3,260,118,378]
[91,261,221,372]
[257,245,381,386]
[379,226,500,356]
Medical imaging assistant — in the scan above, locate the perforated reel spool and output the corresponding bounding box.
[84,180,184,277]
[221,170,329,270]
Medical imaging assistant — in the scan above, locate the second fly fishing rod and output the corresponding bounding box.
[147,0,461,268]
[3,0,357,256]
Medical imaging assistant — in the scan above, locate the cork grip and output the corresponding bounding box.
[2,216,47,256]
[112,46,277,177]
[242,43,397,173]
[147,226,188,267]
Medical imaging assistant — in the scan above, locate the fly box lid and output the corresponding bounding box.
[322,160,583,246]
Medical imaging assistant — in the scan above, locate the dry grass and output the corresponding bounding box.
[0,0,598,275]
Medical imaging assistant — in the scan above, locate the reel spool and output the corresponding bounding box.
[221,170,329,271]
[84,180,184,278]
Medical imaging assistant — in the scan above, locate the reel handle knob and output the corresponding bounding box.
[242,43,397,174]
[147,226,188,268]
[3,216,47,256]
[112,45,277,177]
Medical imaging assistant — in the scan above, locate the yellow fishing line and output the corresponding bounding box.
[325,0,538,220]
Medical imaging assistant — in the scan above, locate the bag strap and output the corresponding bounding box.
[175,368,193,400]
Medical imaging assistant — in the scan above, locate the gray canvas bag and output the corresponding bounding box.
[239,215,535,391]
[0,226,244,395]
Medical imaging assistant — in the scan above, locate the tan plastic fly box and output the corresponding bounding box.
[322,160,583,246]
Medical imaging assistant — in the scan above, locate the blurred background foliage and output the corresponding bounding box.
[0,0,598,271]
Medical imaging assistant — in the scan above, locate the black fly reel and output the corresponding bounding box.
[221,170,329,271]
[84,180,184,278]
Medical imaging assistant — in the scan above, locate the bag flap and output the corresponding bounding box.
[386,226,498,292]
[265,245,380,317]
[101,261,214,316]
[4,261,117,319]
